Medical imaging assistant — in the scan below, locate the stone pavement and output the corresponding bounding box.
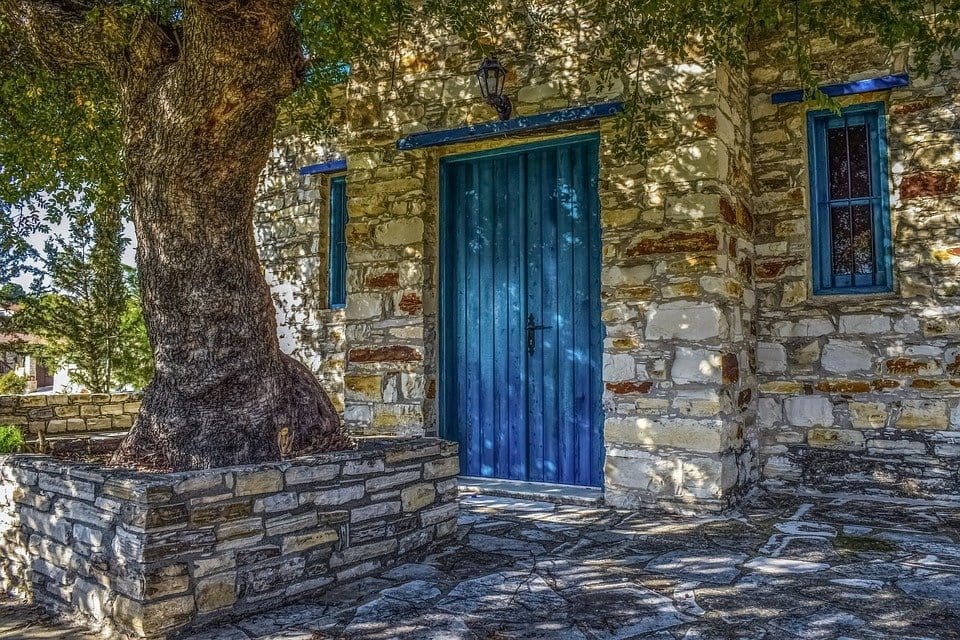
[6,490,960,639]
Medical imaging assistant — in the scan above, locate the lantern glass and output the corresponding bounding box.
[477,58,506,99]
[475,57,512,121]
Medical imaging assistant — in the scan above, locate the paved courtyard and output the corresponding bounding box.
[5,490,960,639]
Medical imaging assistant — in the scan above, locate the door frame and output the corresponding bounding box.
[437,132,604,485]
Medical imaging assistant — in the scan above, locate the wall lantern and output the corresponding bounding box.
[476,57,512,121]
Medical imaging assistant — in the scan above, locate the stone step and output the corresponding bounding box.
[458,476,605,507]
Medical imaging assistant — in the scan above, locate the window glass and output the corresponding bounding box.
[808,103,892,294]
[328,176,348,308]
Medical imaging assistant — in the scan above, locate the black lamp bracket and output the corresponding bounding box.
[486,94,513,121]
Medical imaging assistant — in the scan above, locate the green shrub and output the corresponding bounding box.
[0,425,25,454]
[0,372,27,395]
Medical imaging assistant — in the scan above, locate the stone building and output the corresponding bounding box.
[255,14,960,512]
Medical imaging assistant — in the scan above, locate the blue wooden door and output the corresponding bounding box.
[440,135,603,487]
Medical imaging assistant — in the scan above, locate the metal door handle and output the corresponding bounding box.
[526,313,551,356]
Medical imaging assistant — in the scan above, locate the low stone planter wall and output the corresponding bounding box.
[0,438,459,639]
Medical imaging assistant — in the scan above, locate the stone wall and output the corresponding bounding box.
[0,393,140,449]
[600,60,759,511]
[255,7,960,508]
[750,35,960,500]
[257,137,347,415]
[253,9,764,510]
[0,438,459,639]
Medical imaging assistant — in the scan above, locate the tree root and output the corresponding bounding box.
[110,353,353,472]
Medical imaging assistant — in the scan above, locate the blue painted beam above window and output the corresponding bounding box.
[396,102,623,151]
[771,73,909,105]
[299,158,347,175]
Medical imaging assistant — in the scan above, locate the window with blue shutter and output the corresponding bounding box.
[807,102,893,295]
[328,176,348,308]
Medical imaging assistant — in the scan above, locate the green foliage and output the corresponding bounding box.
[0,282,25,304]
[0,372,27,395]
[16,211,153,393]
[1,0,958,285]
[0,32,122,281]
[0,424,25,454]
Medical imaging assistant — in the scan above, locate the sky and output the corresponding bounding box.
[14,215,138,288]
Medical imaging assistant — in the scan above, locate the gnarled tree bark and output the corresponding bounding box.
[111,2,351,470]
[3,0,351,470]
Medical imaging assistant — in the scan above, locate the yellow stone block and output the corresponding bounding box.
[759,381,804,394]
[345,375,382,402]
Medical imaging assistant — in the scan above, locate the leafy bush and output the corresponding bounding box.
[0,372,26,395]
[0,425,24,454]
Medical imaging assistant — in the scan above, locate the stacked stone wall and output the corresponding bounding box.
[335,18,627,439]
[750,35,960,500]
[0,393,140,444]
[331,14,762,509]
[0,438,459,639]
[253,8,764,510]
[599,60,759,511]
[255,7,960,508]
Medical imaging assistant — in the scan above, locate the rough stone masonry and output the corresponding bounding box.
[255,9,960,510]
[0,438,459,639]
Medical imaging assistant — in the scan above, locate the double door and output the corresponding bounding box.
[439,135,603,487]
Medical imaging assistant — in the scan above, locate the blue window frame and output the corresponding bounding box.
[808,102,893,294]
[328,176,348,308]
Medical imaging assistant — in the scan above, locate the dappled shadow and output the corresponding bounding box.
[183,492,960,639]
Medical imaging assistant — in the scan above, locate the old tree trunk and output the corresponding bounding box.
[6,2,350,470]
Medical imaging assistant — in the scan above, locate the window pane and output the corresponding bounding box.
[846,125,871,198]
[851,204,875,275]
[329,177,348,307]
[831,205,853,276]
[827,127,849,200]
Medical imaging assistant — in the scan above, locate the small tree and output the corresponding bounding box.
[18,208,153,393]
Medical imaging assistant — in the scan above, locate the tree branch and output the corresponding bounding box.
[1,1,108,68]
[0,1,174,84]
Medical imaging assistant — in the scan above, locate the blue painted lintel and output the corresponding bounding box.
[397,101,623,151]
[771,73,909,105]
[299,158,347,175]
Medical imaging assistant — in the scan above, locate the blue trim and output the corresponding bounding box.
[300,158,347,175]
[807,102,894,295]
[440,132,601,164]
[327,176,348,308]
[397,102,622,151]
[772,73,909,104]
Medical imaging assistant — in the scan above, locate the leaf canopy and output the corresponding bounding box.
[1,0,958,280]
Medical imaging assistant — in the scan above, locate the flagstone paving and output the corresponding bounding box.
[5,491,960,639]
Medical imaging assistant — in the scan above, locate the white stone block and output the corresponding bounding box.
[374,218,424,246]
[821,340,874,374]
[757,342,787,374]
[839,314,891,335]
[894,316,921,334]
[603,353,635,382]
[604,416,727,453]
[784,396,835,428]
[345,294,383,320]
[344,405,372,424]
[671,348,722,384]
[646,302,725,341]
[772,318,835,338]
[602,265,654,286]
[758,398,782,429]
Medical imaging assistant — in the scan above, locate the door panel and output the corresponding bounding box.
[440,135,603,487]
